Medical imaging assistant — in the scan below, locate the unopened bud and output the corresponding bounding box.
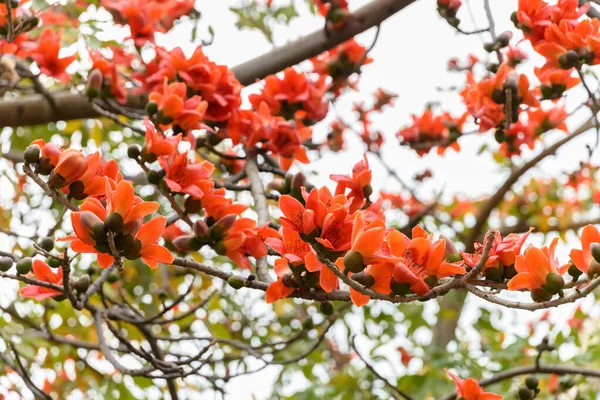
[531,287,552,303]
[343,251,365,273]
[193,220,210,238]
[228,275,245,289]
[73,274,91,293]
[291,172,306,189]
[104,213,124,233]
[86,69,103,98]
[184,197,202,214]
[541,272,564,295]
[23,145,41,164]
[212,215,237,239]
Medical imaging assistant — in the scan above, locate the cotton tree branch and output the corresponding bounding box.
[244,150,272,283]
[0,0,417,129]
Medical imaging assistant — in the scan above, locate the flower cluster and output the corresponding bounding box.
[396,109,468,156]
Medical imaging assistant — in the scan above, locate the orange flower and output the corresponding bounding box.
[61,180,163,268]
[202,188,248,220]
[106,179,160,225]
[20,260,63,301]
[330,155,373,212]
[135,216,174,268]
[507,238,568,297]
[159,153,215,199]
[30,28,76,82]
[515,0,554,45]
[220,218,276,269]
[447,370,503,400]
[535,19,600,68]
[144,118,180,157]
[569,224,600,274]
[390,226,465,295]
[337,213,386,305]
[66,152,123,199]
[461,64,539,132]
[49,149,88,188]
[495,228,533,266]
[249,67,329,124]
[147,47,242,122]
[397,110,467,156]
[149,80,208,131]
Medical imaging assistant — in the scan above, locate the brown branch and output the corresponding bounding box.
[244,149,272,283]
[23,164,79,212]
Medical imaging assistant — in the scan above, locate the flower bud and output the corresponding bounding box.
[518,386,533,400]
[16,257,32,275]
[23,145,41,164]
[47,257,61,269]
[343,251,365,273]
[541,272,564,295]
[0,256,13,272]
[184,197,202,214]
[86,69,103,98]
[104,213,124,233]
[68,180,87,200]
[40,237,54,252]
[193,220,210,238]
[122,239,142,260]
[424,275,438,288]
[530,288,552,303]
[291,172,306,189]
[362,184,373,198]
[525,376,538,390]
[36,157,54,175]
[484,265,504,282]
[228,275,245,290]
[172,235,199,252]
[590,243,600,264]
[73,274,91,293]
[588,260,600,278]
[211,215,237,239]
[127,145,141,159]
[319,301,334,315]
[390,279,411,295]
[567,262,583,279]
[80,211,103,234]
[213,241,227,255]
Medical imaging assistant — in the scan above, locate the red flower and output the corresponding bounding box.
[461,64,539,132]
[49,149,88,188]
[68,152,123,199]
[159,153,215,199]
[396,109,467,156]
[148,47,242,122]
[20,260,63,301]
[249,67,329,124]
[447,370,503,400]
[144,118,181,157]
[30,28,76,82]
[149,80,208,131]
[330,155,373,212]
[389,226,466,295]
[507,238,568,292]
[569,224,600,274]
[60,180,163,269]
[89,51,127,104]
[535,67,580,100]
